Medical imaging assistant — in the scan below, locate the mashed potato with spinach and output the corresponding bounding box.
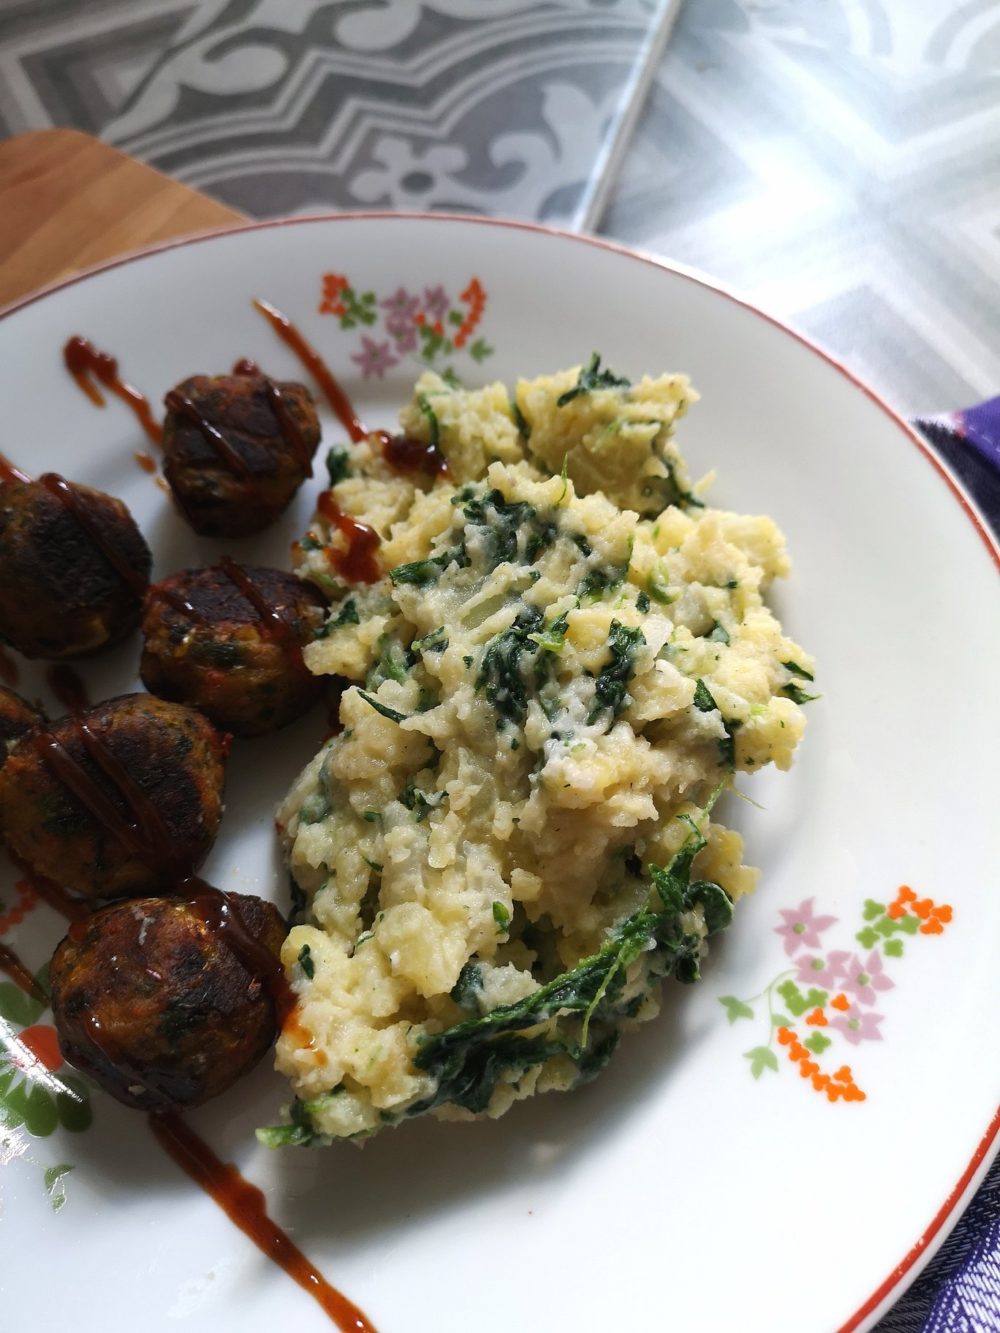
[263,356,814,1145]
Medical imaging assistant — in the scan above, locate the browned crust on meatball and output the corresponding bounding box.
[0,479,151,659]
[50,893,286,1111]
[0,693,226,900]
[0,685,44,770]
[162,374,321,537]
[140,564,325,736]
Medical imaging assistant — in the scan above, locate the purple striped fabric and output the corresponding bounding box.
[874,1155,1000,1333]
[874,407,1000,1333]
[914,399,1000,533]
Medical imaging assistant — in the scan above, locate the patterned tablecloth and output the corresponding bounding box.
[1,2,998,1328]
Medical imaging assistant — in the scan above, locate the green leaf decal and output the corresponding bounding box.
[777,980,808,1017]
[1,1075,58,1136]
[744,1047,779,1079]
[44,1163,74,1212]
[0,982,45,1028]
[804,1032,832,1055]
[719,995,754,1024]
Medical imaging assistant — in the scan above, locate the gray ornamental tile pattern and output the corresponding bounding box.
[0,0,664,226]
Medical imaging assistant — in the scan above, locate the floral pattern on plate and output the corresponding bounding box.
[319,272,493,380]
[720,885,953,1103]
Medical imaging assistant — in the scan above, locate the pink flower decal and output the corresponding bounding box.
[775,897,837,956]
[841,951,894,1006]
[830,1002,884,1045]
[385,316,419,353]
[350,336,399,379]
[380,287,420,320]
[422,285,449,321]
[794,949,849,989]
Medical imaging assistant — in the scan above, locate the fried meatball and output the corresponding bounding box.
[162,373,321,537]
[141,563,325,736]
[0,477,151,659]
[0,693,225,900]
[0,685,43,771]
[50,893,286,1111]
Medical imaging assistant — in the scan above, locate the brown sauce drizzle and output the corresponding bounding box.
[135,451,158,474]
[381,432,449,479]
[249,299,446,483]
[231,357,313,467]
[0,646,18,687]
[151,562,307,673]
[0,452,31,485]
[261,378,313,469]
[0,941,46,1001]
[150,1114,374,1333]
[38,472,148,599]
[164,389,254,479]
[31,722,174,873]
[0,458,146,602]
[63,337,163,446]
[217,557,308,675]
[182,876,296,1025]
[151,583,207,625]
[46,665,89,716]
[253,299,369,444]
[316,492,381,584]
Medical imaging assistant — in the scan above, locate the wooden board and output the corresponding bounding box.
[0,129,244,310]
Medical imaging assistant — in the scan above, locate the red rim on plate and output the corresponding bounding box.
[3,211,997,1333]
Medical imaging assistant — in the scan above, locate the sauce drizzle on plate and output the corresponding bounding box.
[316,492,381,583]
[0,941,45,1000]
[253,298,368,443]
[150,1113,375,1333]
[381,431,449,479]
[63,337,163,446]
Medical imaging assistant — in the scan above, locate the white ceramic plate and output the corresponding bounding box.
[0,216,997,1333]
